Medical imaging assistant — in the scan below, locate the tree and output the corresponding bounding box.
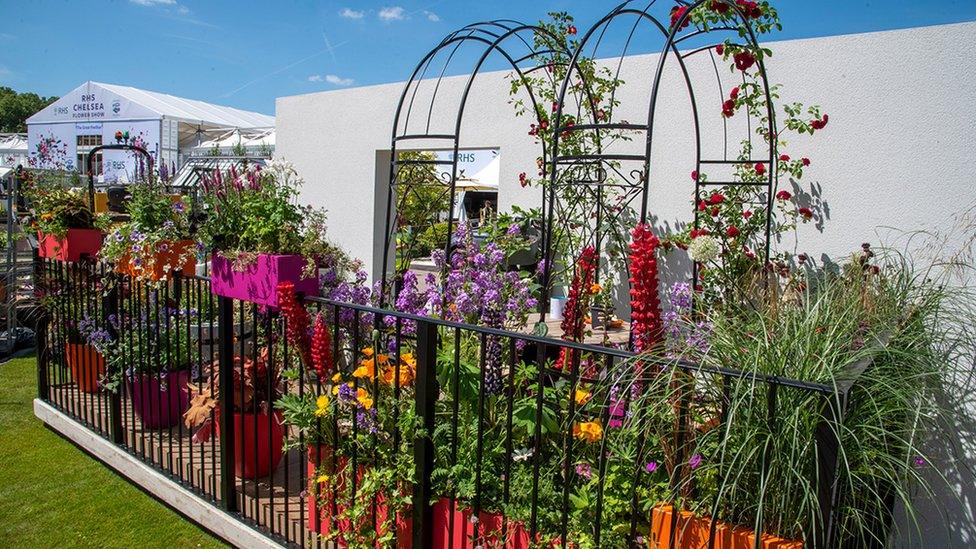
[0,87,58,132]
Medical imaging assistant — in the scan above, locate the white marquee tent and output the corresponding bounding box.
[26,81,273,181]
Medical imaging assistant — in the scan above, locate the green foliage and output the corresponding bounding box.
[0,86,57,132]
[393,150,452,268]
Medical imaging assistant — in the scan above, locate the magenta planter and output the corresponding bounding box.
[128,370,190,429]
[210,253,318,308]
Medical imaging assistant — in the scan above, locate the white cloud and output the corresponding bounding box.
[129,0,176,5]
[425,11,440,22]
[339,7,365,19]
[308,75,323,82]
[378,6,405,21]
[325,74,354,86]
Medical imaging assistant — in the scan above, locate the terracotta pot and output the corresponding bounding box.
[305,445,412,547]
[210,253,318,308]
[127,370,190,429]
[117,239,196,281]
[38,229,103,262]
[649,505,803,549]
[215,410,285,479]
[64,343,106,393]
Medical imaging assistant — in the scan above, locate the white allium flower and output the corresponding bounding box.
[688,235,720,263]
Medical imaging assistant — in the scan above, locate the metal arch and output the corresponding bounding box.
[380,22,584,308]
[85,143,154,212]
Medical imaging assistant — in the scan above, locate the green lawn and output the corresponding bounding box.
[0,355,226,548]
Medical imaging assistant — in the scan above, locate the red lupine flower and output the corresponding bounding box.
[734,51,756,71]
[729,86,739,100]
[726,225,740,238]
[628,224,663,353]
[743,210,753,220]
[708,192,725,205]
[810,114,829,130]
[776,190,792,200]
[801,157,811,166]
[715,44,724,56]
[519,172,528,187]
[798,207,814,219]
[670,6,691,30]
[278,282,312,370]
[779,154,791,162]
[310,313,333,380]
[754,162,766,175]
[691,170,699,181]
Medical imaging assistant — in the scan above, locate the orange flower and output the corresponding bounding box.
[572,420,603,443]
[356,388,374,409]
[574,389,592,406]
[352,358,376,379]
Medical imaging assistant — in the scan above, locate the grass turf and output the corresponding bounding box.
[0,355,226,548]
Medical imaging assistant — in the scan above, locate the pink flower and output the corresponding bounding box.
[689,454,703,469]
[645,461,659,473]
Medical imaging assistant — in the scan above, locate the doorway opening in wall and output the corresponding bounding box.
[76,134,103,176]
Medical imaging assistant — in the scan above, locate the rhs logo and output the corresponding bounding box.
[112,100,121,115]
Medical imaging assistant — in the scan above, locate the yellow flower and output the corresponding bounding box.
[356,388,374,409]
[573,420,603,443]
[331,372,342,383]
[353,358,376,379]
[590,283,602,294]
[574,389,592,406]
[400,353,417,369]
[314,394,330,416]
[332,385,340,395]
[316,474,330,484]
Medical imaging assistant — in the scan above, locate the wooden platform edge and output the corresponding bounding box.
[33,398,284,549]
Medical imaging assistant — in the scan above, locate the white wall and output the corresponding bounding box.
[277,22,976,544]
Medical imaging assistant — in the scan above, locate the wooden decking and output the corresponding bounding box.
[46,380,328,548]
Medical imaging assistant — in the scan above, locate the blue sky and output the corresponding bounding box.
[1,0,974,115]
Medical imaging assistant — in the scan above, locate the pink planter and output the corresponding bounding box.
[127,370,190,429]
[210,253,318,307]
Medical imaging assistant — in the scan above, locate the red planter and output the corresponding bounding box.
[117,239,196,281]
[432,498,532,549]
[38,229,103,262]
[127,370,190,429]
[215,410,285,479]
[649,506,803,549]
[306,445,412,547]
[64,343,106,393]
[210,253,318,308]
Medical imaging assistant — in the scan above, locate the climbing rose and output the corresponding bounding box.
[710,206,720,217]
[726,225,740,238]
[799,207,814,219]
[776,190,792,200]
[742,210,753,220]
[810,114,829,130]
[518,172,528,187]
[754,162,766,175]
[802,157,811,166]
[567,25,577,35]
[708,192,724,205]
[691,170,699,181]
[779,154,791,161]
[710,0,729,14]
[722,99,735,118]
[736,0,762,18]
[729,86,739,100]
[715,44,724,55]
[670,6,690,30]
[734,51,756,71]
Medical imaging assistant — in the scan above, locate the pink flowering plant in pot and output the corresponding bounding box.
[197,160,352,306]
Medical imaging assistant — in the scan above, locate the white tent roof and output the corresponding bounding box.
[193,128,275,150]
[27,81,274,128]
[0,134,28,152]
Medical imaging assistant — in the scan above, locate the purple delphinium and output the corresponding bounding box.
[663,283,711,358]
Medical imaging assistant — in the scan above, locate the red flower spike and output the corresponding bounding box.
[628,224,663,353]
[277,282,312,370]
[559,246,598,353]
[310,313,334,380]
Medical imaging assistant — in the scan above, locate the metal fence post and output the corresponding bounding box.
[103,278,124,444]
[813,393,844,549]
[412,318,438,548]
[33,250,50,401]
[217,295,237,512]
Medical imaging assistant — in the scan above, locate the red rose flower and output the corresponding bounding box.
[697,200,707,212]
[736,0,762,18]
[539,120,549,130]
[734,51,756,71]
[810,114,829,130]
[779,154,790,162]
[722,99,735,118]
[715,44,724,56]
[519,172,528,187]
[742,210,753,220]
[710,206,720,217]
[690,228,710,239]
[798,207,814,219]
[670,6,691,30]
[729,86,739,100]
[711,0,730,14]
[776,190,792,200]
[801,157,811,166]
[726,225,740,238]
[691,170,699,181]
[754,162,766,175]
[567,25,577,35]
[708,192,724,205]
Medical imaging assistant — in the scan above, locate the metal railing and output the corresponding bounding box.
[33,254,865,548]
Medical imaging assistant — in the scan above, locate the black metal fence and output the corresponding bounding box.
[34,254,859,548]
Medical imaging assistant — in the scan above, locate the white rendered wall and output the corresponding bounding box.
[277,22,976,545]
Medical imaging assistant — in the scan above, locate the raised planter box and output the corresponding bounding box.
[210,254,318,308]
[649,505,802,549]
[117,240,196,282]
[38,229,103,262]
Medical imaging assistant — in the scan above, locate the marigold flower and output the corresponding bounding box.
[574,389,592,406]
[572,420,603,443]
[353,359,376,379]
[356,388,373,409]
[317,474,330,484]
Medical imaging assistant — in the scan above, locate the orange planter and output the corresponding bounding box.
[64,343,106,393]
[117,239,196,281]
[649,506,802,549]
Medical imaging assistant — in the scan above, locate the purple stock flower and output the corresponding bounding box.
[575,462,592,479]
[688,454,703,470]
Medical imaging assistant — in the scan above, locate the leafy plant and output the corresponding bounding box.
[20,169,95,239]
